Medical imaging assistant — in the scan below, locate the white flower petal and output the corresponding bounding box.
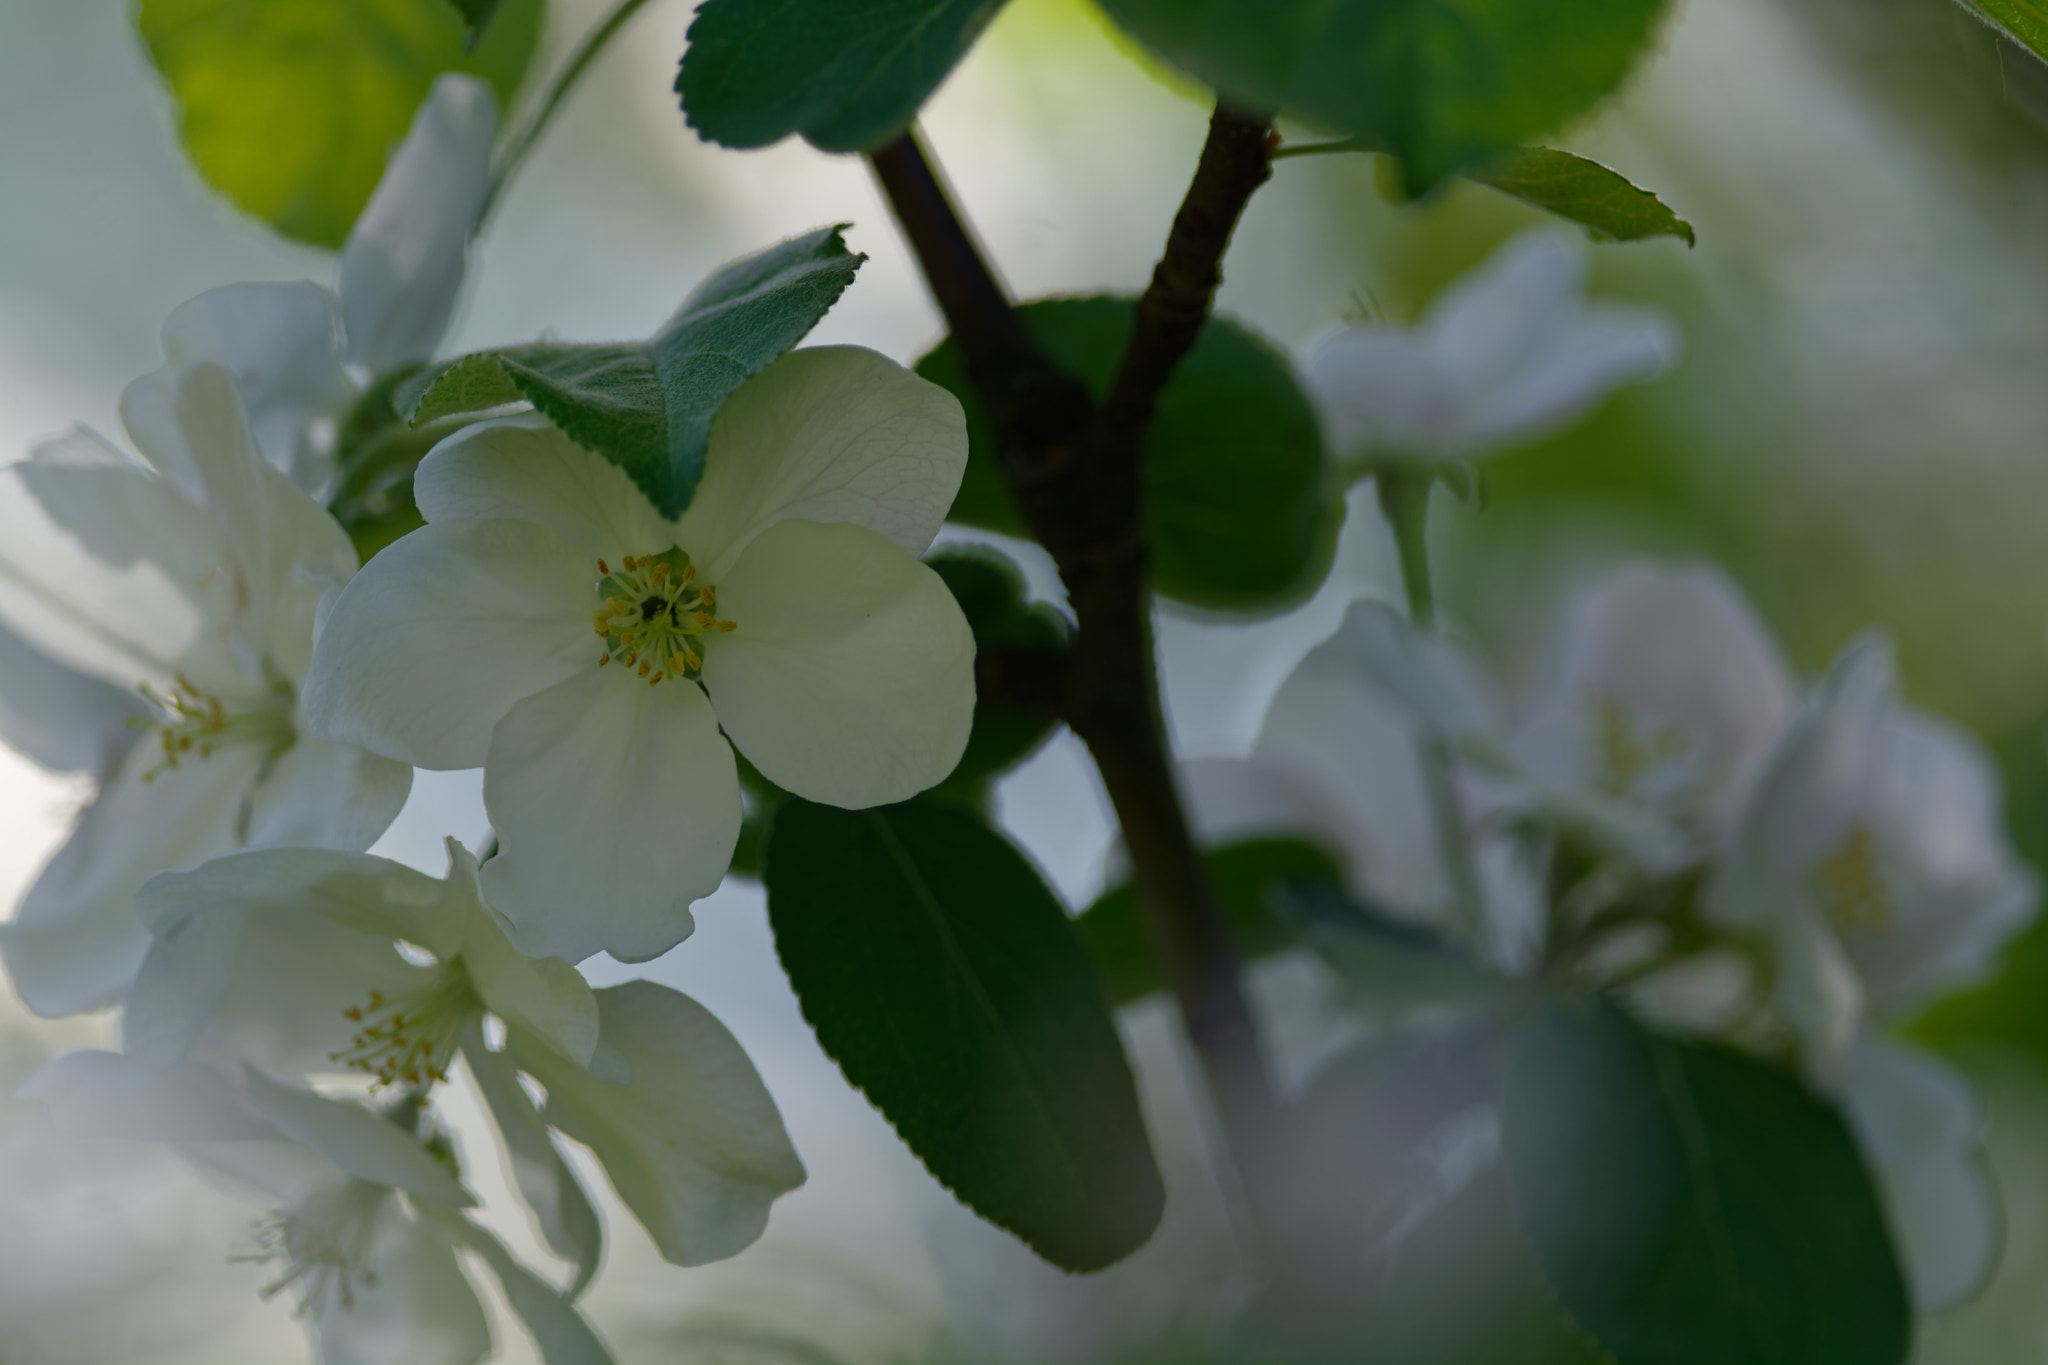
[315,1199,492,1365]
[1849,711,2039,1018]
[1711,635,1895,927]
[462,1031,603,1296]
[240,1066,473,1206]
[303,518,596,770]
[1425,234,1589,401]
[676,347,968,578]
[0,447,241,694]
[1842,1034,1998,1311]
[446,845,597,1065]
[1301,327,1457,458]
[414,413,671,557]
[341,74,497,374]
[421,1204,615,1365]
[0,618,148,774]
[0,738,263,1017]
[124,847,447,1076]
[702,519,974,806]
[481,667,737,964]
[1776,910,1867,1090]
[507,980,804,1266]
[161,282,349,486]
[1179,753,1370,873]
[18,1049,275,1143]
[245,733,413,853]
[1454,310,1678,452]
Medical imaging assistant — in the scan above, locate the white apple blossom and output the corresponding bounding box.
[0,363,411,1018]
[124,839,808,1268]
[20,1049,612,1365]
[157,73,497,491]
[1304,231,1679,466]
[1181,599,1540,971]
[304,346,977,963]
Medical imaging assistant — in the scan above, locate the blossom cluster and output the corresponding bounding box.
[0,76,976,1363]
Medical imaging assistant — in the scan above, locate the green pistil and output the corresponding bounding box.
[329,969,481,1090]
[133,674,294,781]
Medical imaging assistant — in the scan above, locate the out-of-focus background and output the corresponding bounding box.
[7,0,2048,1359]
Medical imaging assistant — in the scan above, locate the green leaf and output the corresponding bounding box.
[926,548,1068,790]
[1960,0,2048,64]
[1503,1000,1910,1365]
[447,0,505,48]
[1473,148,1694,246]
[1095,0,1669,190]
[678,0,1007,153]
[764,799,1165,1270]
[136,0,541,249]
[1077,838,1342,1005]
[917,297,1339,612]
[399,227,866,517]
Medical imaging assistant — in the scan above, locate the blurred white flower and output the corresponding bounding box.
[125,839,808,1270]
[304,347,976,964]
[1706,637,2037,1084]
[21,1050,611,1365]
[1303,231,1679,465]
[1513,562,1796,872]
[0,363,410,1018]
[1181,599,1540,972]
[157,73,497,491]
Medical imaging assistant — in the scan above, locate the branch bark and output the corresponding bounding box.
[870,110,1289,1256]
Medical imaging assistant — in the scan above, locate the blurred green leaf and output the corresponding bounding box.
[1474,148,1695,246]
[764,798,1164,1270]
[1077,838,1342,1005]
[1504,999,1910,1365]
[399,227,865,517]
[925,547,1069,791]
[1094,0,1669,191]
[678,0,1007,152]
[917,297,1339,613]
[446,0,505,47]
[1959,0,2048,64]
[135,0,540,249]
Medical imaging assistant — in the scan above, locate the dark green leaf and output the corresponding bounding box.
[764,799,1164,1270]
[917,297,1339,612]
[399,227,866,516]
[136,0,540,248]
[1961,1,2048,65]
[678,0,1007,152]
[926,548,1068,790]
[446,0,505,47]
[1474,148,1694,246]
[1078,838,1342,1005]
[1504,1000,1909,1365]
[1095,0,1669,190]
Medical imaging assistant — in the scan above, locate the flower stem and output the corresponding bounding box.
[1377,467,1437,628]
[483,0,663,221]
[868,114,1296,1265]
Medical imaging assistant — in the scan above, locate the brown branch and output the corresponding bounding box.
[871,110,1290,1259]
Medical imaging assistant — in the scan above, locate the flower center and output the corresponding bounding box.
[1815,823,1894,935]
[133,674,295,781]
[235,1179,388,1315]
[590,550,736,686]
[329,967,481,1089]
[1594,695,1687,792]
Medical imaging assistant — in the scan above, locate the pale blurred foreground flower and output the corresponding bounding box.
[0,363,410,1018]
[306,346,977,963]
[156,73,496,490]
[1196,561,2036,1309]
[22,1050,612,1365]
[123,839,807,1271]
[1303,231,1679,465]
